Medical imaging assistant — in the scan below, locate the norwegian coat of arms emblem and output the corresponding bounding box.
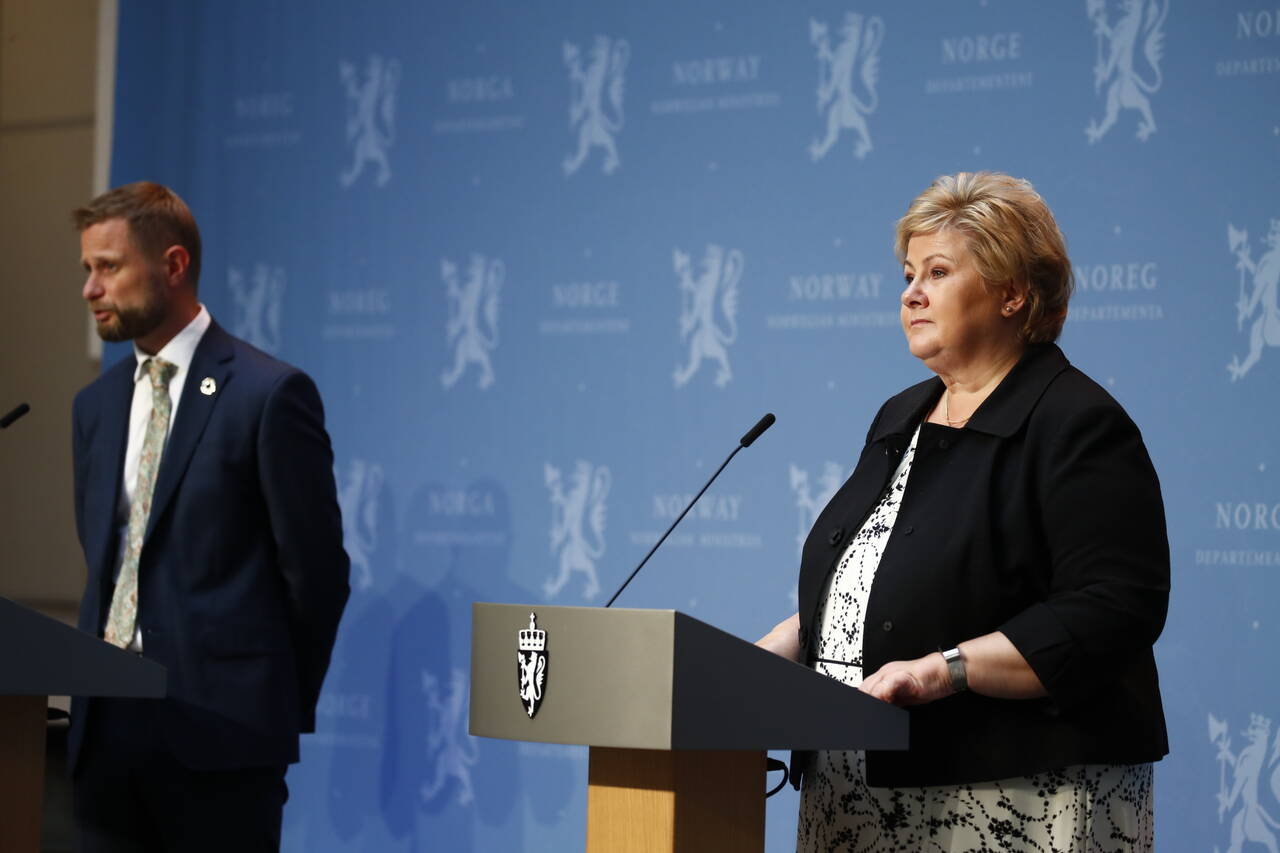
[517,612,548,718]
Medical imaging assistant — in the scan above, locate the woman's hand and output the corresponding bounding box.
[755,613,802,663]
[858,654,952,706]
[860,632,1048,707]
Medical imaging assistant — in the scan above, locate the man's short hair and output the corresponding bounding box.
[73,181,202,289]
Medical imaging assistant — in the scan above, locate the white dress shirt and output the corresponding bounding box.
[112,305,212,649]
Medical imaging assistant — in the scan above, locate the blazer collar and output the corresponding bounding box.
[144,320,236,543]
[871,344,1071,442]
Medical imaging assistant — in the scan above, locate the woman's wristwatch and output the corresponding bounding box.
[941,647,968,693]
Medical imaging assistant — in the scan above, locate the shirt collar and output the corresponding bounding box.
[132,305,212,382]
[871,343,1072,442]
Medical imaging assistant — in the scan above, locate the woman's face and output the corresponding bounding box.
[900,230,1016,370]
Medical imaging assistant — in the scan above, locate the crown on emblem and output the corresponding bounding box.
[518,613,546,652]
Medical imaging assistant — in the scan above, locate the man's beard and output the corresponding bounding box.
[94,294,168,343]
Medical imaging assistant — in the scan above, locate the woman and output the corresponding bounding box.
[758,172,1169,851]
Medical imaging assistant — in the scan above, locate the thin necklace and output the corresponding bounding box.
[944,391,970,427]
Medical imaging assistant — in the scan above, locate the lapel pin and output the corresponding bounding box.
[200,377,217,396]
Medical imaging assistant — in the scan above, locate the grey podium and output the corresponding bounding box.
[470,602,908,853]
[0,598,165,853]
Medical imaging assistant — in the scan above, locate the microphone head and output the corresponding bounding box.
[0,402,30,429]
[739,412,776,447]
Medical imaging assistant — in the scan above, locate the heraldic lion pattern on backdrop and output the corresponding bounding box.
[108,1,1278,850]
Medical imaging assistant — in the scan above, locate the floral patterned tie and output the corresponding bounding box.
[103,357,178,649]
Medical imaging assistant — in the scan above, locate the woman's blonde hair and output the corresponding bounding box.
[895,172,1073,343]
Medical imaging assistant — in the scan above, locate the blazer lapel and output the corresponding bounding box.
[84,360,136,593]
[965,344,1070,437]
[870,377,942,447]
[145,322,235,543]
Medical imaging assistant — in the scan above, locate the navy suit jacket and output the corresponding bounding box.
[69,321,350,773]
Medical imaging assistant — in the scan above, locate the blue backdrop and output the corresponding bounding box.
[105,1,1280,849]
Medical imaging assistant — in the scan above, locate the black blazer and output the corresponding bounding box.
[796,343,1169,787]
[69,322,350,773]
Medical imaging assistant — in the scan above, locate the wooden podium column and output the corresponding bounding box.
[586,747,764,853]
[0,695,46,853]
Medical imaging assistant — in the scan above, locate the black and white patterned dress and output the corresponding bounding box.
[797,424,1153,853]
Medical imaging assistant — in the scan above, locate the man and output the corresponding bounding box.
[69,181,349,850]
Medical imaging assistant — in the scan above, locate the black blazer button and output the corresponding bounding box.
[828,528,844,546]
[938,438,950,450]
[902,525,914,535]
[882,621,893,632]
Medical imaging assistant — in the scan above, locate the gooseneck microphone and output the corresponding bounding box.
[603,413,776,608]
[0,403,30,430]
[738,412,775,448]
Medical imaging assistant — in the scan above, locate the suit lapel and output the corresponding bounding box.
[145,322,236,543]
[84,359,136,592]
